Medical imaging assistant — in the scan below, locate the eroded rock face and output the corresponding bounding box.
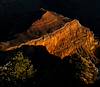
[65,50,98,85]
[0,10,97,59]
[0,10,99,86]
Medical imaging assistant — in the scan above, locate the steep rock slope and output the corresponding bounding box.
[0,10,99,86]
[0,10,97,59]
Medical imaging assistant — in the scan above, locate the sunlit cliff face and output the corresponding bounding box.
[0,5,99,86]
[0,11,97,61]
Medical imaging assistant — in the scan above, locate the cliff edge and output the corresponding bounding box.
[0,10,98,59]
[0,10,100,86]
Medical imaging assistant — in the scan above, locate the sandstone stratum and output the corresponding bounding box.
[0,10,98,59]
[0,9,100,87]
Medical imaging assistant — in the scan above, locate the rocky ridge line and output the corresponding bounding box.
[0,10,97,59]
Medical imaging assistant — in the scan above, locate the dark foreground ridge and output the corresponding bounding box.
[0,45,100,87]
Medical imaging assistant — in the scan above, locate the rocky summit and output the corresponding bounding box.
[0,10,100,87]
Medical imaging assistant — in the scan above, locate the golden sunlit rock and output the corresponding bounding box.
[0,10,100,86]
[0,10,97,59]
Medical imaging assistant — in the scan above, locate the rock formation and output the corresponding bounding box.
[0,10,98,59]
[0,10,99,86]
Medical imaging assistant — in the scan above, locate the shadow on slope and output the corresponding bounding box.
[0,45,97,87]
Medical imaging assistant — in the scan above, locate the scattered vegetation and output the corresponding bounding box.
[0,45,99,87]
[0,51,37,86]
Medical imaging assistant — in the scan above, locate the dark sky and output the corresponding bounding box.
[0,0,99,41]
[0,0,41,17]
[41,0,99,36]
